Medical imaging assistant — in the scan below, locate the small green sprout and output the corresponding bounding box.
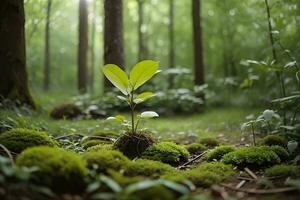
[102,60,160,134]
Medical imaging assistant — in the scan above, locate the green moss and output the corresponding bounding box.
[81,139,109,149]
[185,162,234,188]
[16,146,87,193]
[107,170,143,187]
[161,172,189,183]
[265,164,298,177]
[120,185,175,200]
[142,142,190,165]
[124,159,173,177]
[222,146,280,169]
[82,150,130,173]
[268,145,289,161]
[0,128,57,153]
[86,144,113,152]
[206,146,235,161]
[185,143,207,154]
[259,135,287,148]
[199,138,219,148]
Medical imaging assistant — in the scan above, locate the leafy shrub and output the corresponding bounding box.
[50,103,83,119]
[142,142,190,165]
[222,146,280,169]
[16,146,87,193]
[259,135,287,148]
[82,150,130,173]
[206,146,235,161]
[86,144,113,152]
[0,128,57,153]
[185,162,234,187]
[268,145,289,161]
[124,159,173,177]
[265,164,298,177]
[199,138,219,148]
[185,143,207,154]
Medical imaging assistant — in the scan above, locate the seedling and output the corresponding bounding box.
[102,60,160,134]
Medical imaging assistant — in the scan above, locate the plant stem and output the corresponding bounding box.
[130,92,135,134]
[264,0,287,125]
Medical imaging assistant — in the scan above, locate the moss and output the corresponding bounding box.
[81,139,109,149]
[82,150,130,173]
[268,145,289,161]
[259,135,287,148]
[185,143,207,155]
[16,146,87,193]
[50,103,83,119]
[0,128,57,153]
[265,164,298,177]
[114,132,156,159]
[107,170,143,187]
[142,142,190,165]
[199,138,219,148]
[120,185,175,200]
[86,144,113,152]
[124,159,173,177]
[222,146,280,169]
[206,146,235,161]
[161,172,189,183]
[185,162,235,188]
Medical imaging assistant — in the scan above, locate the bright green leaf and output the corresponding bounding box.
[129,60,159,90]
[133,92,155,104]
[102,64,129,95]
[140,111,159,118]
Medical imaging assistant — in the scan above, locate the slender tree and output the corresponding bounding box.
[103,0,124,90]
[137,0,147,61]
[78,0,88,93]
[168,0,175,88]
[192,0,204,87]
[0,0,35,108]
[90,0,96,92]
[43,0,52,91]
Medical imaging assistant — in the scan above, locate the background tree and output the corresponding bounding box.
[89,0,97,92]
[168,0,175,88]
[0,0,35,108]
[137,0,148,61]
[78,0,88,93]
[192,0,204,87]
[103,0,125,90]
[43,0,52,91]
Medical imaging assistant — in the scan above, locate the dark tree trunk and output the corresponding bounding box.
[0,0,35,108]
[137,0,147,61]
[192,0,204,86]
[168,0,175,88]
[103,0,124,90]
[90,0,96,92]
[78,0,88,93]
[43,0,52,91]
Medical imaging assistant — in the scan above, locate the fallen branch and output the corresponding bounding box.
[244,167,258,180]
[220,183,296,194]
[237,176,255,181]
[236,180,247,189]
[177,151,207,169]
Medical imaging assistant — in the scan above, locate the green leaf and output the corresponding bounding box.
[287,141,298,154]
[100,175,122,193]
[106,115,126,122]
[125,180,160,194]
[159,180,189,194]
[133,92,155,104]
[129,60,159,90]
[102,64,129,95]
[140,111,159,118]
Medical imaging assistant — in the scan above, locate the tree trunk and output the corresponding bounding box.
[43,0,52,91]
[103,0,124,90]
[0,0,35,108]
[137,0,147,61]
[168,0,175,88]
[90,0,96,92]
[192,0,204,86]
[78,0,88,93]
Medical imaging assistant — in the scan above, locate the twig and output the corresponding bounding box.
[0,144,15,165]
[244,167,258,180]
[177,151,207,169]
[83,135,116,142]
[237,176,255,181]
[220,183,296,194]
[211,185,229,200]
[236,180,247,189]
[55,133,84,140]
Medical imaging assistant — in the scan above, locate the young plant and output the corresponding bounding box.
[102,60,160,134]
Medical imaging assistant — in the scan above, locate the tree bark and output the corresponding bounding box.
[0,0,35,108]
[168,0,175,88]
[103,0,124,90]
[78,0,88,93]
[137,0,147,61]
[192,0,204,86]
[43,0,52,91]
[90,0,96,92]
